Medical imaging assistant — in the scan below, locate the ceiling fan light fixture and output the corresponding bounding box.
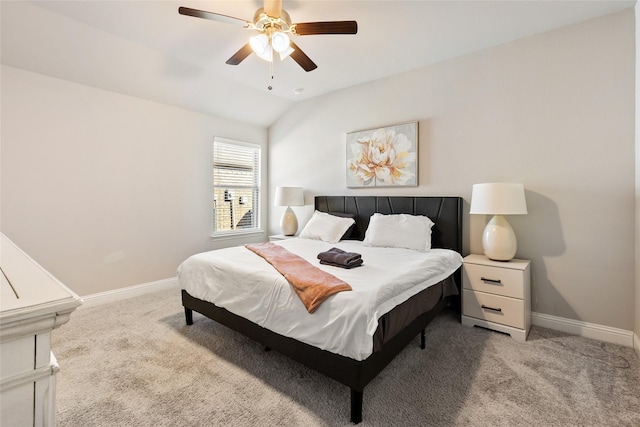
[271,31,290,53]
[179,5,357,72]
[256,44,273,62]
[249,34,269,55]
[278,45,294,61]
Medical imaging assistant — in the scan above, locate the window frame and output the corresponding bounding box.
[211,137,263,239]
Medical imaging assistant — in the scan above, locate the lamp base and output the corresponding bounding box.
[482,215,517,261]
[280,206,298,236]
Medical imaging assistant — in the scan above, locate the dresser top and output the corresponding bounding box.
[463,254,530,270]
[1,233,81,321]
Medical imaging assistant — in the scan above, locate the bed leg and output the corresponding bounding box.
[350,388,363,424]
[185,307,193,325]
[420,329,426,349]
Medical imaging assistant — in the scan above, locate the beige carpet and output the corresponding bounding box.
[52,288,640,426]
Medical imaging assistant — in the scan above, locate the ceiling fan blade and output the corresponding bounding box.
[225,43,254,65]
[289,41,317,72]
[178,6,250,27]
[263,0,282,19]
[292,21,358,36]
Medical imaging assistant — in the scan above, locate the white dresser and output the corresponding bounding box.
[1,233,82,426]
[461,254,531,341]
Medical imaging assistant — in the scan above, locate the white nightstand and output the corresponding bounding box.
[461,254,531,341]
[268,234,296,241]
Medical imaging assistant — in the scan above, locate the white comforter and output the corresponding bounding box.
[177,238,462,360]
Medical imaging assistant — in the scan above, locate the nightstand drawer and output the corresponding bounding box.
[462,289,525,329]
[463,263,524,299]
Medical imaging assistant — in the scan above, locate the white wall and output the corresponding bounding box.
[269,10,636,330]
[1,65,268,296]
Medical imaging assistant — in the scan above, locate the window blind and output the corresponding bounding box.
[213,139,261,233]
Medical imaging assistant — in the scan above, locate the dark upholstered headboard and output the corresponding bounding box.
[314,196,462,254]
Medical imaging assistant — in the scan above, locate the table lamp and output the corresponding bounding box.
[470,183,528,261]
[274,187,304,236]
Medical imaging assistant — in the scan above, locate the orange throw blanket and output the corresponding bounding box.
[245,242,352,313]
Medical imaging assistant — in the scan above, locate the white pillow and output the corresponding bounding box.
[363,213,434,251]
[299,211,356,244]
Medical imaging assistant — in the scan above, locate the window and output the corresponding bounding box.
[213,138,261,235]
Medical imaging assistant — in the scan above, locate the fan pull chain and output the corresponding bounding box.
[267,60,274,90]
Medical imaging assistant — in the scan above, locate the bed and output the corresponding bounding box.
[179,196,463,423]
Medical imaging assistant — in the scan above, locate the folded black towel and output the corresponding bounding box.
[320,259,363,269]
[317,247,363,268]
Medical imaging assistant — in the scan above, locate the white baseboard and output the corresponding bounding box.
[80,277,178,309]
[532,312,634,348]
[634,332,640,357]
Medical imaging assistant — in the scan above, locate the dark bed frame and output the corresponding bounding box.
[182,196,462,423]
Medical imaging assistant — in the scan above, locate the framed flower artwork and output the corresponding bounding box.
[346,121,418,188]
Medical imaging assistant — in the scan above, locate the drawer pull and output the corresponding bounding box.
[481,305,502,313]
[481,277,502,284]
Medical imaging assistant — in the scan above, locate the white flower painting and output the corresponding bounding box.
[346,122,418,188]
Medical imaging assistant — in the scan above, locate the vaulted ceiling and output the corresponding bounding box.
[1,1,635,127]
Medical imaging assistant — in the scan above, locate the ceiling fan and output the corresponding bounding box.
[178,0,358,72]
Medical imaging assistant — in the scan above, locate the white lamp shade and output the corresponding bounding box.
[271,31,290,53]
[250,34,273,61]
[278,45,295,61]
[470,183,527,215]
[249,34,269,55]
[256,45,273,62]
[274,187,304,207]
